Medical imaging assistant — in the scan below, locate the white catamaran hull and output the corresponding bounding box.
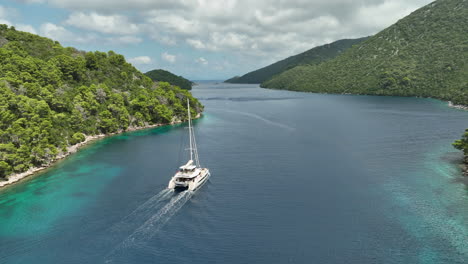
[168,169,210,191]
[188,169,210,191]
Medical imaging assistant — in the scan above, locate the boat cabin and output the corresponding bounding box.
[179,160,196,172]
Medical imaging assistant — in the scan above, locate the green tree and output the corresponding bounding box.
[0,161,11,178]
[70,132,85,145]
[453,129,468,155]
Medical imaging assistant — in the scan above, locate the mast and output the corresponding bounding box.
[193,126,200,167]
[187,99,200,167]
[187,99,193,162]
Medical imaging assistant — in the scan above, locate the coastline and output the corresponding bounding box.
[447,102,468,177]
[263,86,468,111]
[440,101,468,177]
[448,101,468,111]
[0,115,199,189]
[462,157,468,177]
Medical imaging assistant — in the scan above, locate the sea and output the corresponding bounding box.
[1,82,468,263]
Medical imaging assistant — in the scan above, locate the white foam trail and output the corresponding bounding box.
[210,108,295,131]
[125,191,192,242]
[109,189,174,233]
[106,191,193,262]
[122,189,173,220]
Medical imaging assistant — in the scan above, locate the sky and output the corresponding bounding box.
[1,0,433,80]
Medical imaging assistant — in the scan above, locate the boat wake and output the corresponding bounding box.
[118,189,174,224]
[105,189,193,263]
[210,108,295,131]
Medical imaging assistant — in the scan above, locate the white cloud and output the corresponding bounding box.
[65,12,140,35]
[14,0,44,3]
[0,6,7,18]
[195,57,208,65]
[40,22,77,41]
[0,19,12,26]
[147,15,200,36]
[13,0,434,75]
[128,56,152,65]
[16,24,37,34]
[0,6,17,20]
[0,6,36,34]
[37,22,142,45]
[161,52,176,63]
[39,22,99,44]
[134,0,431,62]
[14,1,434,60]
[106,35,142,44]
[0,6,13,28]
[186,39,207,49]
[155,35,176,46]
[23,0,188,11]
[353,1,427,30]
[186,39,207,50]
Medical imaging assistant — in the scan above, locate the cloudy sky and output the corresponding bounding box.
[1,0,432,80]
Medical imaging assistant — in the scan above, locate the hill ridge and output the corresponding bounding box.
[225,37,369,84]
[145,69,193,90]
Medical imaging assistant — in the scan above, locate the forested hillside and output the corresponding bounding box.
[263,0,468,107]
[0,25,202,179]
[225,37,368,84]
[145,69,193,90]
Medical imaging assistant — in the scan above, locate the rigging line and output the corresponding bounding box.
[177,124,186,167]
[188,99,201,167]
[193,127,201,167]
[187,99,193,161]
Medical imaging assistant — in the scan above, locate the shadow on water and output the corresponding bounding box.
[439,151,464,164]
[439,151,468,188]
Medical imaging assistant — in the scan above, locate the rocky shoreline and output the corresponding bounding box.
[461,156,468,177]
[0,115,199,189]
[0,134,105,188]
[448,101,468,111]
[448,102,468,177]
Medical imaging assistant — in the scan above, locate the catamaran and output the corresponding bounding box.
[168,99,210,191]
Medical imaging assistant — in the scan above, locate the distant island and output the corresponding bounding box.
[0,24,203,186]
[257,0,468,171]
[145,69,193,90]
[224,37,369,84]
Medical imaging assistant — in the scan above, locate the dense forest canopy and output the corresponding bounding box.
[262,0,468,106]
[145,69,193,90]
[0,25,203,179]
[225,37,369,84]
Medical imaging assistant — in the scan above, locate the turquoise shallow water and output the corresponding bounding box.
[1,83,468,263]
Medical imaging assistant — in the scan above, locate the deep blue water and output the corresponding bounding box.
[1,83,468,263]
